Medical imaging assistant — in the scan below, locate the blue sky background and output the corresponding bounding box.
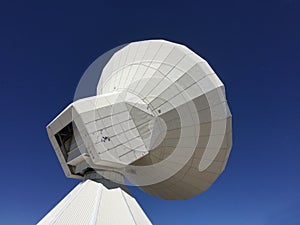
[0,0,300,224]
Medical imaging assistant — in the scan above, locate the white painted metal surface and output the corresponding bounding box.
[38,180,152,225]
[46,40,232,200]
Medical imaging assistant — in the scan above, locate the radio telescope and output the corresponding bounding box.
[39,40,232,224]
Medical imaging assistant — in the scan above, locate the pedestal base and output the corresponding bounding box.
[38,180,152,225]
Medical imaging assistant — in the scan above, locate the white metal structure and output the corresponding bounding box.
[41,39,232,224]
[38,180,152,225]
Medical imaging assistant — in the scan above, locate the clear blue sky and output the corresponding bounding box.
[0,0,299,224]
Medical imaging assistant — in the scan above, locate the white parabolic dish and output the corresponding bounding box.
[47,40,232,200]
